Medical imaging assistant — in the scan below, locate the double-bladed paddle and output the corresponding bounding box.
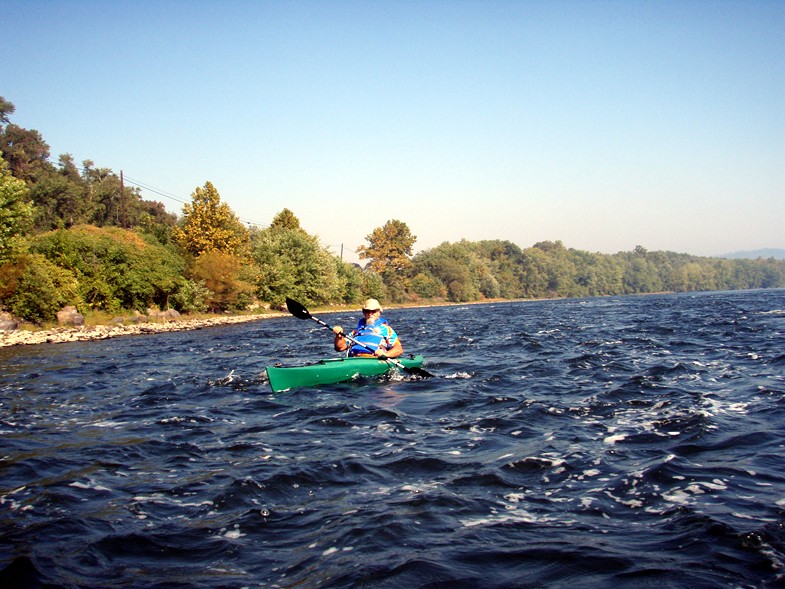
[285,297,434,378]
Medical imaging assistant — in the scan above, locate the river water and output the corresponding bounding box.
[1,290,784,588]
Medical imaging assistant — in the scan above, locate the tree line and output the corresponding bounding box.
[2,96,783,324]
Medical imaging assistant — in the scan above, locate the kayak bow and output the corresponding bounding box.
[266,355,425,392]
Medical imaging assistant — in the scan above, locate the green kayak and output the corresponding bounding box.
[266,355,425,392]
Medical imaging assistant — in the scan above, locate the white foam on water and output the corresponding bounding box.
[460,508,540,528]
[444,372,472,380]
[0,486,29,511]
[400,481,441,494]
[503,492,526,504]
[603,491,644,509]
[91,420,126,428]
[731,512,778,522]
[661,489,694,505]
[578,469,601,480]
[223,526,244,539]
[69,480,111,492]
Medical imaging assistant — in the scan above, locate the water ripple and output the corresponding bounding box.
[2,290,784,587]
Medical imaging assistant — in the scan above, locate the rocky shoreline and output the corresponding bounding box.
[0,313,283,348]
[0,299,520,348]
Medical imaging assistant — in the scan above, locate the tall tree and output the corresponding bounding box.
[0,96,15,125]
[250,220,342,307]
[173,181,248,257]
[0,157,34,263]
[269,208,303,232]
[0,123,53,183]
[357,219,416,277]
[0,99,52,184]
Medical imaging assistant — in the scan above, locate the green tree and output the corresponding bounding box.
[517,247,551,298]
[0,96,15,125]
[250,223,341,307]
[29,226,186,312]
[29,170,88,229]
[360,269,386,302]
[621,248,663,294]
[474,240,527,299]
[0,253,80,323]
[410,271,445,300]
[0,123,53,184]
[78,161,177,234]
[334,258,366,304]
[170,278,211,313]
[412,241,483,302]
[82,163,123,227]
[0,156,34,263]
[173,181,248,257]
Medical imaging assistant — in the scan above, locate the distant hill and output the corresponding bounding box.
[719,249,785,260]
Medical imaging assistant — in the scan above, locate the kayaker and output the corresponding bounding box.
[332,299,404,359]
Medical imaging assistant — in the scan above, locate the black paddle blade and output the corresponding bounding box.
[404,366,435,378]
[285,298,311,320]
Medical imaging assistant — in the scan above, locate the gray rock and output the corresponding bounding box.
[56,306,84,326]
[0,320,18,331]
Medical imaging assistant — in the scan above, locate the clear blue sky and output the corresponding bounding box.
[3,0,783,263]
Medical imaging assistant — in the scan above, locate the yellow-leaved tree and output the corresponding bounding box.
[357,219,416,302]
[173,181,248,257]
[172,181,252,312]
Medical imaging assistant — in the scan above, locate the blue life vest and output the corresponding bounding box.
[348,316,398,356]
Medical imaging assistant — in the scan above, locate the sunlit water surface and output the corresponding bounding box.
[1,290,784,588]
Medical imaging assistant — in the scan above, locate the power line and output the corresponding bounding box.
[46,157,269,228]
[120,175,270,229]
[122,175,189,206]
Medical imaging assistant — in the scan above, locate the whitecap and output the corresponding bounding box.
[69,480,111,492]
[444,372,472,380]
[661,489,692,505]
[224,528,244,539]
[578,469,601,479]
[91,420,125,428]
[460,508,542,528]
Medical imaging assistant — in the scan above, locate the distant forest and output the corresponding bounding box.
[2,95,784,324]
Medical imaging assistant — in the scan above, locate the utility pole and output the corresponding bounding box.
[120,170,127,229]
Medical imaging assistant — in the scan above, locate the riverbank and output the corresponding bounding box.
[0,298,526,348]
[0,313,284,348]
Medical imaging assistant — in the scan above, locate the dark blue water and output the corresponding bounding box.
[1,290,784,588]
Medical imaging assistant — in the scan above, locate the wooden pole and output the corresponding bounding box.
[120,170,127,228]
